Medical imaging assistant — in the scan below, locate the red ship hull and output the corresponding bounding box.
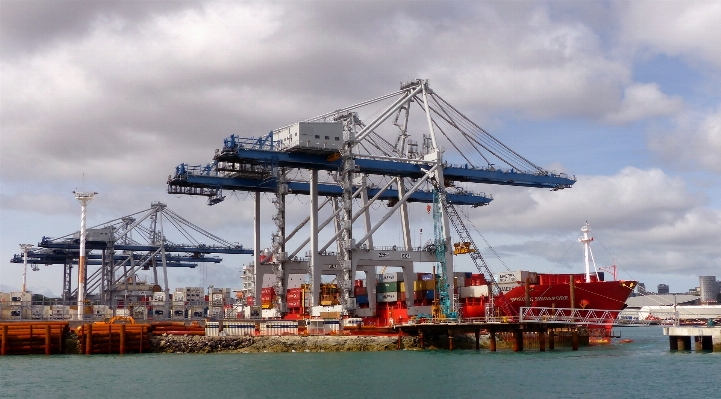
[461,280,636,318]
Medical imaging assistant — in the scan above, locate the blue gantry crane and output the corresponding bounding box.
[11,202,251,307]
[166,79,575,317]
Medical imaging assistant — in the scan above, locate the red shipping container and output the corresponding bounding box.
[399,292,406,302]
[354,286,367,296]
[247,296,255,306]
[262,287,274,295]
[287,299,302,308]
[413,291,424,301]
[287,291,302,300]
[355,279,364,287]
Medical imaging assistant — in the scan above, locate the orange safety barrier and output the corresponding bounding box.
[76,324,150,355]
[0,322,69,356]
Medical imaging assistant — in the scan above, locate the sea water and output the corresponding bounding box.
[0,326,717,399]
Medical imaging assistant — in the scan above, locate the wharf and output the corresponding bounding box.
[663,325,721,352]
[395,320,591,351]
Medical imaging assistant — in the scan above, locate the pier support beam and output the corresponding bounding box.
[548,329,555,350]
[489,330,496,352]
[669,335,679,351]
[539,331,546,352]
[1,325,7,356]
[513,330,523,352]
[475,329,480,350]
[701,336,713,351]
[572,329,579,351]
[677,336,691,351]
[419,330,424,349]
[448,330,454,351]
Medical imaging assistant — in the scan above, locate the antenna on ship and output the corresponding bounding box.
[578,222,596,283]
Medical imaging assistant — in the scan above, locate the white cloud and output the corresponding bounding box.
[648,106,721,173]
[605,83,684,124]
[620,1,721,68]
[467,167,721,275]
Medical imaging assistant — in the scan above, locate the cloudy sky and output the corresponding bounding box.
[1,0,720,297]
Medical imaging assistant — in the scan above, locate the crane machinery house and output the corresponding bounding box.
[274,122,343,153]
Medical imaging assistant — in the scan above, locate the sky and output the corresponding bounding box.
[1,0,720,297]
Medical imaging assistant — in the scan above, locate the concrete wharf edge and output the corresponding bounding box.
[663,326,721,352]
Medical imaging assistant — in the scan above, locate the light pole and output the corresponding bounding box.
[74,190,97,320]
[19,244,33,293]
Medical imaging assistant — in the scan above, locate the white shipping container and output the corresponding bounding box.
[496,282,522,293]
[0,292,11,303]
[223,321,256,336]
[173,292,186,302]
[380,272,404,283]
[10,292,31,304]
[259,320,298,336]
[31,305,44,319]
[205,321,219,337]
[460,285,489,298]
[153,292,167,301]
[261,308,280,319]
[377,292,399,303]
[493,271,537,284]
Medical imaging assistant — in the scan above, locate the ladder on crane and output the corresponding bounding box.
[430,179,516,318]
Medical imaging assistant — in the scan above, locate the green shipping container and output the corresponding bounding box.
[377,282,398,293]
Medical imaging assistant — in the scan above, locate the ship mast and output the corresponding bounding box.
[578,222,594,283]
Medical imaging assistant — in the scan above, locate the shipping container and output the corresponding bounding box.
[224,321,256,336]
[380,272,404,282]
[355,294,369,305]
[260,320,298,335]
[353,286,367,296]
[493,271,538,284]
[425,290,435,301]
[418,273,433,281]
[376,282,398,293]
[460,285,489,298]
[377,292,399,302]
[205,321,220,337]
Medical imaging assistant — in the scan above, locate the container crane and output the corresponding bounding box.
[430,178,516,318]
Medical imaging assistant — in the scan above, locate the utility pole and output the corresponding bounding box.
[74,190,97,320]
[19,244,33,293]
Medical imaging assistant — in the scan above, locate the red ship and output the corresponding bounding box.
[361,223,637,329]
[460,222,636,319]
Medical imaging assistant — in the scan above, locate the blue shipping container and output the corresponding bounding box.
[356,295,369,305]
[425,290,435,300]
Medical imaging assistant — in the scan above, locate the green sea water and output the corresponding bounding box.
[0,327,717,399]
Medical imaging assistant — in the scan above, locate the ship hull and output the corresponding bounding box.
[461,280,636,318]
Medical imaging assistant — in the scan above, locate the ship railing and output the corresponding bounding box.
[519,307,618,325]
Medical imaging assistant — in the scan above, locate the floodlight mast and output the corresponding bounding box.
[19,244,33,293]
[74,190,97,320]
